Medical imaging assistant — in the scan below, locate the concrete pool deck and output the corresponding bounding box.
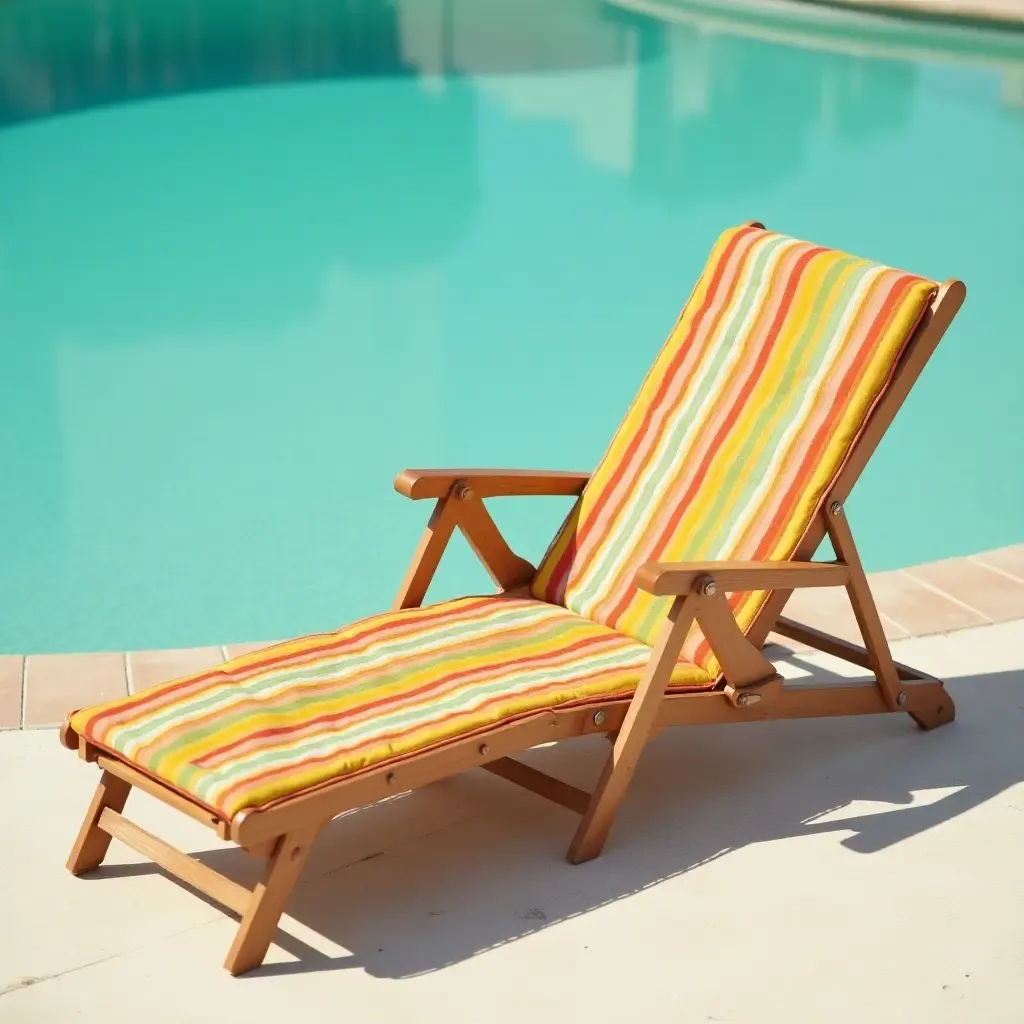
[3,544,1024,730]
[3,616,1023,1021]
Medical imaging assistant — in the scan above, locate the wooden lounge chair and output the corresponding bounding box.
[60,223,966,975]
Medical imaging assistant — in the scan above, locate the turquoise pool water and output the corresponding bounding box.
[1,0,1023,654]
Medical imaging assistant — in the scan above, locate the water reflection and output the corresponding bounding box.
[624,19,915,201]
[0,0,636,127]
[6,0,1017,132]
[2,0,1016,211]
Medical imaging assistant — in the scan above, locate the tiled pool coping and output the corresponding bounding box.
[3,543,1023,729]
[812,0,1024,26]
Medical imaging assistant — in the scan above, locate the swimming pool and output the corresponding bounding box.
[1,0,1022,654]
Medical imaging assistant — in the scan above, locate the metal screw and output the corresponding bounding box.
[479,743,490,757]
[593,710,606,727]
[699,577,717,597]
[829,501,842,516]
[453,481,473,501]
[386,771,398,786]
[736,693,750,707]
[897,690,907,706]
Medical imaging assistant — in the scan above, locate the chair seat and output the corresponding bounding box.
[70,596,710,818]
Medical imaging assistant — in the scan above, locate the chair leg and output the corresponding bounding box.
[909,698,956,731]
[224,825,320,976]
[826,504,906,711]
[67,769,132,875]
[826,502,956,727]
[568,594,697,865]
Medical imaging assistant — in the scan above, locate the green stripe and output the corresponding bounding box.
[684,255,865,556]
[189,645,652,800]
[127,615,607,776]
[110,602,555,751]
[570,233,790,613]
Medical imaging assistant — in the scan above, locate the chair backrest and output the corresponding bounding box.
[531,223,939,673]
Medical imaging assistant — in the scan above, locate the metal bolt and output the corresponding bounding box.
[736,693,751,707]
[829,501,842,517]
[593,710,606,727]
[897,690,908,706]
[699,577,717,597]
[386,771,398,786]
[479,743,490,757]
[453,481,473,501]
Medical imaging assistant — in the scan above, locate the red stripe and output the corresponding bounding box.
[213,659,646,808]
[572,228,760,558]
[542,225,762,600]
[189,631,625,767]
[82,597,499,737]
[600,244,824,627]
[690,275,927,670]
[753,274,914,555]
[127,601,563,762]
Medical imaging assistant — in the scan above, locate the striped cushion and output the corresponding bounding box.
[532,224,936,674]
[70,597,708,817]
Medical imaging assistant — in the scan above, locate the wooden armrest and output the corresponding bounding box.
[395,468,590,500]
[635,560,850,596]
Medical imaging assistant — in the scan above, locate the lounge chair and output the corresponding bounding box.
[60,222,966,975]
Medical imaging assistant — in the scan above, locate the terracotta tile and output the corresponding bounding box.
[906,558,1024,624]
[128,647,224,693]
[224,641,281,660]
[867,569,988,636]
[780,586,909,645]
[973,544,1024,584]
[0,656,24,728]
[24,652,128,727]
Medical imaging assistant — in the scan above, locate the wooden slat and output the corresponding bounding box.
[67,770,131,875]
[654,680,948,726]
[772,617,935,682]
[98,808,251,916]
[395,468,590,500]
[98,755,225,832]
[224,825,319,975]
[636,560,849,596]
[693,592,779,690]
[232,710,568,845]
[59,716,78,751]
[456,495,536,591]
[241,839,280,859]
[392,495,459,610]
[78,735,100,762]
[482,757,591,815]
[568,593,698,864]
[826,505,904,710]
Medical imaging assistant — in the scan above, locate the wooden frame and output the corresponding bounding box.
[61,255,966,975]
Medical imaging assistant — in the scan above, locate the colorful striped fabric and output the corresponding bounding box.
[68,224,936,817]
[532,224,936,675]
[70,597,708,817]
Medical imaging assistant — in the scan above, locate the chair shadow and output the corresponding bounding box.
[87,661,1024,980]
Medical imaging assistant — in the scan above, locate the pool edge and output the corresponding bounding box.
[5,542,1024,729]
